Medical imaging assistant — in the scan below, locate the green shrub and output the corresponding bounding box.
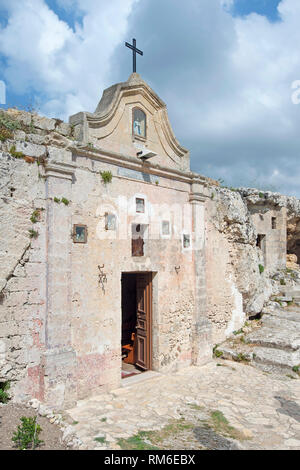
[28,229,39,239]
[100,171,113,184]
[30,209,41,224]
[10,145,24,159]
[0,112,21,131]
[12,416,43,450]
[213,345,223,358]
[259,264,264,274]
[0,128,13,142]
[53,197,61,203]
[234,353,250,363]
[94,437,106,444]
[61,197,70,206]
[0,382,10,403]
[233,328,243,336]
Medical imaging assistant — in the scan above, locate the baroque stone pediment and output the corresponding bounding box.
[69,73,189,172]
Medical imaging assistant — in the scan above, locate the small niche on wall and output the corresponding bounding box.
[73,224,87,243]
[182,234,191,249]
[105,213,117,231]
[162,220,170,236]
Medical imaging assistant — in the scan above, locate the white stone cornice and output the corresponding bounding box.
[70,144,203,185]
[189,193,208,204]
[45,162,76,181]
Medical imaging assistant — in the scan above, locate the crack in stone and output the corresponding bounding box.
[0,243,31,298]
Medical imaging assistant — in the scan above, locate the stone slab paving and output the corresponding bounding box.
[67,360,300,450]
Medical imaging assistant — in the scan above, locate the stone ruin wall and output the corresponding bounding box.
[205,186,300,344]
[0,109,74,402]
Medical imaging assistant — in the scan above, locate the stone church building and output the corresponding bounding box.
[0,73,291,410]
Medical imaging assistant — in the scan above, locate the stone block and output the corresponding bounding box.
[32,115,56,132]
[13,130,26,141]
[56,122,71,136]
[15,141,46,158]
[43,348,77,409]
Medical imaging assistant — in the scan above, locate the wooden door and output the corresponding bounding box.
[135,273,152,370]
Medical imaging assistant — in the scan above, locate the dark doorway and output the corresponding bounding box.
[121,272,152,378]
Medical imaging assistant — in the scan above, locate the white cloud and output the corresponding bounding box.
[0,0,138,117]
[1,0,300,196]
[111,0,300,195]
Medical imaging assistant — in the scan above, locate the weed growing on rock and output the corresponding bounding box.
[10,145,24,159]
[28,229,39,239]
[259,264,265,274]
[100,171,113,184]
[30,209,41,224]
[61,197,70,206]
[0,382,10,403]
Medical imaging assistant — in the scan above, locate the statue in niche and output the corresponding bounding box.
[133,108,146,138]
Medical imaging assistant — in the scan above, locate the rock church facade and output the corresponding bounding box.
[0,73,296,410]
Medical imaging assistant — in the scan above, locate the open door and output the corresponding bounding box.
[121,272,152,372]
[136,273,152,370]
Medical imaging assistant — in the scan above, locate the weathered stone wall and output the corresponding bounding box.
[205,187,272,343]
[239,188,300,269]
[2,107,300,408]
[0,108,209,407]
[68,153,197,397]
[0,109,75,405]
[238,189,287,272]
[0,153,46,402]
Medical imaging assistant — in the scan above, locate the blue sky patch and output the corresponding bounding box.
[45,0,83,31]
[231,0,281,22]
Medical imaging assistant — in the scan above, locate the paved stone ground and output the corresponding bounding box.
[66,360,300,450]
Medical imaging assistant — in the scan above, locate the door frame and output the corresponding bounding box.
[121,271,153,371]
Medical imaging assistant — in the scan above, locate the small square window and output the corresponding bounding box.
[183,234,191,249]
[105,213,117,231]
[73,225,87,243]
[162,221,170,236]
[136,198,145,213]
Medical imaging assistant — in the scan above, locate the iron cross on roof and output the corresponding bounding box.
[125,38,143,73]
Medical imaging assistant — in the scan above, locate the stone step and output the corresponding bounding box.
[216,346,253,363]
[271,295,293,303]
[282,290,300,298]
[264,310,300,324]
[252,347,300,369]
[245,326,300,352]
[217,344,300,372]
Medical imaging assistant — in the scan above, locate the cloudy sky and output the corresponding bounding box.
[0,0,300,196]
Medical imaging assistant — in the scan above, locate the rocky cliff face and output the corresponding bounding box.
[206,185,300,344]
[206,187,272,343]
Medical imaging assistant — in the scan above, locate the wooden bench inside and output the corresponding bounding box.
[122,333,136,364]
